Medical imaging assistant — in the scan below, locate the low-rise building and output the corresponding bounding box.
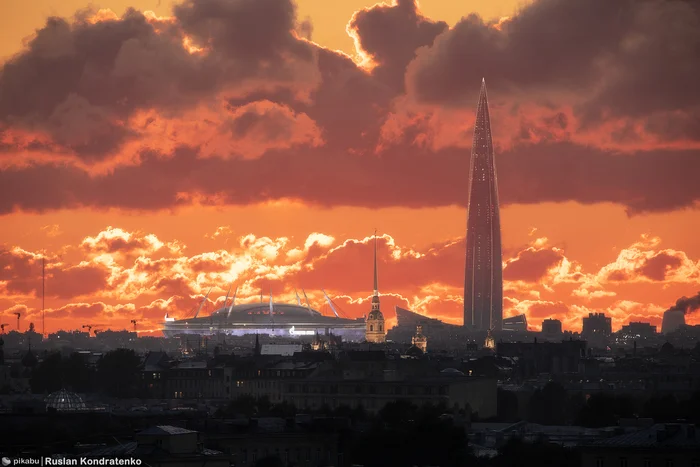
[280,374,496,416]
[80,425,229,467]
[580,423,700,467]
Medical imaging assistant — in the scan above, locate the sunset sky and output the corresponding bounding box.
[1,0,699,336]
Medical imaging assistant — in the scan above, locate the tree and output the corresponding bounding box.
[30,352,63,393]
[576,394,636,427]
[63,353,94,393]
[498,388,519,422]
[269,401,297,418]
[253,457,284,467]
[527,382,571,425]
[489,438,580,467]
[220,394,258,417]
[97,349,141,398]
[350,415,472,467]
[643,394,680,421]
[378,399,418,427]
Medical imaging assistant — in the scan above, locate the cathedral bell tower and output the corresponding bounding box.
[365,231,386,343]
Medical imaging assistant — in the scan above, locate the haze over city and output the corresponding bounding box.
[1,0,699,336]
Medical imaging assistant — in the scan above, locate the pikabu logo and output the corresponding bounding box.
[4,459,40,466]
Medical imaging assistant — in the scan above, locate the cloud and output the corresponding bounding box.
[347,0,447,88]
[405,0,700,139]
[665,291,700,315]
[503,245,566,282]
[2,131,700,215]
[0,0,321,163]
[593,235,699,284]
[0,0,699,215]
[81,226,178,255]
[3,226,698,333]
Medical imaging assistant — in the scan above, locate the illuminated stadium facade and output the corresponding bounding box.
[162,302,367,341]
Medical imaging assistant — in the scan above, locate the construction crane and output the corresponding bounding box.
[0,323,8,333]
[14,312,20,332]
[82,324,106,335]
[130,319,137,332]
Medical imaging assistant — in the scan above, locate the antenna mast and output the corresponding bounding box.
[227,286,238,319]
[302,289,313,316]
[42,256,45,338]
[193,287,212,319]
[322,289,341,318]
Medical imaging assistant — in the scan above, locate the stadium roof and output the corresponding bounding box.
[173,302,359,325]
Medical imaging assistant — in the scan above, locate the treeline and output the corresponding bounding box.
[27,348,143,397]
[230,397,580,467]
[498,382,700,426]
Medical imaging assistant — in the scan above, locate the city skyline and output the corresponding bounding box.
[464,79,503,332]
[1,0,699,335]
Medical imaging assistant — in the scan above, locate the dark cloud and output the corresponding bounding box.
[406,0,700,140]
[348,0,447,90]
[503,247,564,282]
[638,252,683,281]
[0,141,699,215]
[526,301,570,320]
[667,291,700,315]
[0,0,317,159]
[0,0,698,216]
[277,236,465,294]
[0,247,108,298]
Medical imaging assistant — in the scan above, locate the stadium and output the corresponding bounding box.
[162,298,367,341]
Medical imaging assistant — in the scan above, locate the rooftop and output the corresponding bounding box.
[588,423,700,449]
[138,425,197,436]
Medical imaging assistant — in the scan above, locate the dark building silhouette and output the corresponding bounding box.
[502,314,528,332]
[464,79,503,332]
[542,318,563,336]
[582,313,612,338]
[497,340,586,378]
[620,321,657,339]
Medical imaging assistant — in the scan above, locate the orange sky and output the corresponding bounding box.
[1,0,699,336]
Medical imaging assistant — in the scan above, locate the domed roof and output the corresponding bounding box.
[405,345,424,357]
[367,310,384,321]
[45,389,87,411]
[212,303,322,318]
[174,302,358,325]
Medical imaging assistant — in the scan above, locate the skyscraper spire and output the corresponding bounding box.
[464,78,503,332]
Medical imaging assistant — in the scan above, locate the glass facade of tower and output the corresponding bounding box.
[464,80,503,331]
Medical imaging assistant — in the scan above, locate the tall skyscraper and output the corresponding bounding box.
[464,79,503,331]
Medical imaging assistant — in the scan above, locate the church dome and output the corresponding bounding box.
[45,389,87,411]
[660,342,675,354]
[367,310,384,321]
[405,345,424,357]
